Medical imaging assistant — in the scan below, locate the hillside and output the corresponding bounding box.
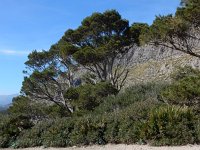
[125,46,200,86]
[0,106,7,112]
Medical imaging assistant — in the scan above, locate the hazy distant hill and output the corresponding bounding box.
[0,94,18,106]
[0,104,11,112]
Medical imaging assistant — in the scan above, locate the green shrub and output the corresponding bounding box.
[0,115,33,148]
[141,105,197,146]
[70,115,106,146]
[1,82,180,148]
[15,120,54,148]
[64,87,79,100]
[115,119,143,144]
[94,82,166,115]
[194,119,200,143]
[171,66,200,81]
[104,98,160,144]
[68,82,118,112]
[42,118,75,147]
[43,105,69,118]
[160,68,200,108]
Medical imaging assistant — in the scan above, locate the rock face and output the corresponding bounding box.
[125,45,200,86]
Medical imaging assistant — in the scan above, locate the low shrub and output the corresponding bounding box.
[160,75,200,106]
[12,83,163,148]
[141,105,198,146]
[42,118,74,147]
[70,116,106,146]
[104,98,161,144]
[15,120,54,148]
[195,119,200,143]
[170,66,200,81]
[4,81,199,148]
[0,115,33,148]
[94,82,166,115]
[66,82,118,112]
[160,66,200,108]
[30,98,160,148]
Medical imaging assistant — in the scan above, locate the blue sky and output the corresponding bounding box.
[0,0,180,95]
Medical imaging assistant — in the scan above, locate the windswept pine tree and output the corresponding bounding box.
[21,10,139,113]
[142,0,200,58]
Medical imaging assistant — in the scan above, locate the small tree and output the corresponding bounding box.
[9,96,69,120]
[22,10,139,113]
[178,0,200,27]
[142,0,200,58]
[59,10,135,90]
[130,23,149,46]
[22,47,78,113]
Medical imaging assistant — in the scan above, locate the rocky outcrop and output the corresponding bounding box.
[125,45,200,86]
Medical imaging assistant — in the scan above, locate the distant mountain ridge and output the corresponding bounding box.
[0,94,18,106]
[0,104,12,112]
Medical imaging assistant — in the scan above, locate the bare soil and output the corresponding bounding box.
[2,144,200,150]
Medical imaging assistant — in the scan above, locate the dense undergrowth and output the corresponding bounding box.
[1,67,200,148]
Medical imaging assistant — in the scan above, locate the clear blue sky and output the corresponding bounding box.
[0,0,180,95]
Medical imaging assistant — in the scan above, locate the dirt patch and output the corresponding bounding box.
[3,144,200,150]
